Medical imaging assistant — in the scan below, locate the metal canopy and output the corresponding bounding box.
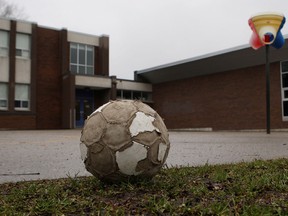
[135,38,288,84]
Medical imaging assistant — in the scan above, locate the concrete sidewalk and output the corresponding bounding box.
[0,130,287,184]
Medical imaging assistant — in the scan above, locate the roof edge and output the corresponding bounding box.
[136,43,251,75]
[136,33,288,75]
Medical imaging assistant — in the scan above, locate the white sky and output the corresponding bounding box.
[9,0,288,79]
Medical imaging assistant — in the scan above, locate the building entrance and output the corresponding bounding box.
[75,89,94,127]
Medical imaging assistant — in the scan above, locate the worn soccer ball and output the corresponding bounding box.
[80,100,170,182]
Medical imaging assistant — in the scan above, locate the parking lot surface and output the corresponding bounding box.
[0,129,287,184]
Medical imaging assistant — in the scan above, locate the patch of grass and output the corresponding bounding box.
[0,158,287,215]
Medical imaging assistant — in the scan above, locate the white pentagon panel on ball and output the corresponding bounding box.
[129,112,160,137]
[116,141,148,176]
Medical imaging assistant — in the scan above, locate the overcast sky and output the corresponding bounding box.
[9,0,288,79]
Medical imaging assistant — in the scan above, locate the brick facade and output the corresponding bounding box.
[35,27,62,129]
[0,19,111,130]
[0,115,36,129]
[153,63,288,130]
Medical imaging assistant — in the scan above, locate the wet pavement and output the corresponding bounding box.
[0,129,287,184]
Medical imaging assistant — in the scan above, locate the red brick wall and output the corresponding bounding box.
[35,27,62,129]
[0,115,36,129]
[153,63,288,130]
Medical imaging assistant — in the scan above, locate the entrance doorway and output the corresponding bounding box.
[75,89,94,127]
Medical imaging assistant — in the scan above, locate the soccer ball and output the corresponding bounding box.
[80,100,170,182]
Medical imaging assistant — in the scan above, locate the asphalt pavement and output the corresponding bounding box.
[0,129,287,184]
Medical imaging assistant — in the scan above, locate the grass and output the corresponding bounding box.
[0,158,287,215]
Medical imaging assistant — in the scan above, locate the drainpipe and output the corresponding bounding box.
[111,75,117,100]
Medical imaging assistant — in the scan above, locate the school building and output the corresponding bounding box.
[135,43,288,131]
[0,17,152,129]
[1,17,288,131]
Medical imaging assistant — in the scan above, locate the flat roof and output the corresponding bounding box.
[135,36,288,84]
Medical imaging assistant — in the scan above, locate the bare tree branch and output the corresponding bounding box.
[0,0,28,19]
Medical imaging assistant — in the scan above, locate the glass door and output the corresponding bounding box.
[75,89,94,127]
[76,98,93,127]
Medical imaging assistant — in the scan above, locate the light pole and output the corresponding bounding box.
[265,45,270,134]
[248,12,286,134]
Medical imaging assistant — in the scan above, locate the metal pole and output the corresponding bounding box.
[265,45,271,134]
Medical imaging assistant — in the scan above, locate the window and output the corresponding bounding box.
[123,90,132,99]
[14,84,30,110]
[70,43,94,75]
[0,83,8,110]
[116,90,152,102]
[16,33,31,58]
[132,91,142,100]
[280,61,288,120]
[0,31,9,57]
